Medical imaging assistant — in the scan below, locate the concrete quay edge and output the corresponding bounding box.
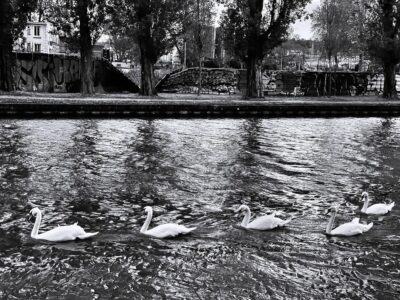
[0,94,399,118]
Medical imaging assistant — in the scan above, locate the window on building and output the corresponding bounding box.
[27,43,31,52]
[34,44,41,52]
[34,26,40,37]
[27,27,31,36]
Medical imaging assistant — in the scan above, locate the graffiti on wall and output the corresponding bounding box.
[14,53,82,92]
[13,52,139,93]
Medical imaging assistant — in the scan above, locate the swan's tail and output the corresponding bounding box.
[388,202,395,211]
[279,218,292,227]
[183,227,197,234]
[363,222,373,233]
[77,232,98,240]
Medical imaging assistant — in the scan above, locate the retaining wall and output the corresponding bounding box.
[13,52,139,93]
[158,68,400,96]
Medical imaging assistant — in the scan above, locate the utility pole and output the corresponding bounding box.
[183,41,187,69]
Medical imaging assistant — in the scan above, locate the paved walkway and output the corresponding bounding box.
[0,92,393,104]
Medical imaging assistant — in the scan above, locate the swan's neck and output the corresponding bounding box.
[140,209,153,233]
[241,207,251,227]
[326,212,336,235]
[361,196,369,213]
[31,211,42,238]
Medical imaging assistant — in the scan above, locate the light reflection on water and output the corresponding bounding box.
[0,118,399,299]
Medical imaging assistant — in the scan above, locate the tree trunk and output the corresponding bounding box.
[0,0,14,92]
[358,53,364,72]
[334,55,339,70]
[257,63,262,97]
[77,0,95,95]
[183,42,187,68]
[246,0,264,98]
[246,54,258,97]
[0,40,13,92]
[136,4,157,97]
[383,62,398,99]
[328,55,332,70]
[139,43,156,96]
[80,46,94,95]
[197,0,202,96]
[197,62,202,96]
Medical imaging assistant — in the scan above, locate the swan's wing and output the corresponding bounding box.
[330,222,363,237]
[37,226,78,242]
[366,204,390,215]
[145,224,194,238]
[247,215,282,230]
[351,218,360,224]
[36,225,97,242]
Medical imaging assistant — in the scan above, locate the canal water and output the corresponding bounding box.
[0,118,399,299]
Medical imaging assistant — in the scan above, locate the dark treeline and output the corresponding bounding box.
[0,0,399,98]
[311,0,400,99]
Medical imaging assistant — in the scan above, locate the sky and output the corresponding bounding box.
[292,0,320,39]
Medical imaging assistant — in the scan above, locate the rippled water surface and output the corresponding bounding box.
[1,118,400,299]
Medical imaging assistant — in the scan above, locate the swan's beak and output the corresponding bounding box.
[233,207,244,218]
[234,207,242,214]
[27,213,34,222]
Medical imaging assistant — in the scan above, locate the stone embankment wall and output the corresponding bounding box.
[158,68,400,96]
[13,52,139,93]
[298,72,370,96]
[279,72,400,96]
[156,68,240,94]
[300,72,362,96]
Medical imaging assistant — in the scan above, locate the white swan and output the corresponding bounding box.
[140,206,196,238]
[235,204,291,230]
[30,207,98,242]
[326,206,373,237]
[361,192,395,215]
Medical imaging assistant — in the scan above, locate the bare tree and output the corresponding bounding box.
[312,0,353,70]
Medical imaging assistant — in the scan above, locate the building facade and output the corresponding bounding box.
[14,22,61,54]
